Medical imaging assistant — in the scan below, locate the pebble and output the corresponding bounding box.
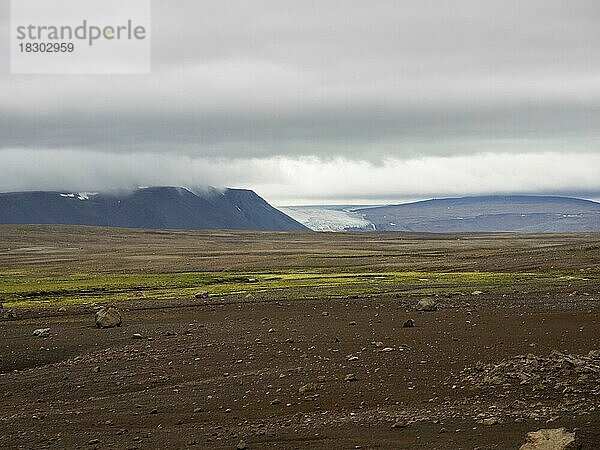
[403,319,415,328]
[33,328,50,337]
[392,420,407,429]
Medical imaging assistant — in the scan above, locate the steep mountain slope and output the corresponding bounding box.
[353,196,600,232]
[0,187,308,231]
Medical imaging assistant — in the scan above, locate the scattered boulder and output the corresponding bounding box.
[1,309,16,320]
[194,291,209,299]
[481,417,500,426]
[299,383,318,394]
[392,419,408,429]
[416,298,437,312]
[33,328,50,337]
[95,306,122,328]
[460,350,600,393]
[403,319,416,328]
[519,428,578,450]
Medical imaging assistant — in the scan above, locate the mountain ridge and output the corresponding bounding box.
[0,186,309,231]
[352,195,600,232]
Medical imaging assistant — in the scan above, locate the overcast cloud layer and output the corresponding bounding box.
[1,0,599,203]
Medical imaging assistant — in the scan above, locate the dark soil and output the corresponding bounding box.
[2,293,600,449]
[1,226,599,449]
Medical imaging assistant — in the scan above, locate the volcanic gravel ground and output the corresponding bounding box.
[2,294,600,449]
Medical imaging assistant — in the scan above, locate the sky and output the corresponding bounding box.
[1,0,599,205]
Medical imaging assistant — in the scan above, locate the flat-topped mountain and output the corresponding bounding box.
[0,186,308,231]
[353,195,600,232]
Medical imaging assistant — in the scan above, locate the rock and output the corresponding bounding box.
[344,373,358,382]
[1,309,16,320]
[33,328,50,337]
[482,417,500,426]
[519,428,578,450]
[460,349,600,393]
[132,333,143,339]
[194,291,209,299]
[403,319,416,328]
[472,290,484,295]
[268,328,275,333]
[380,347,395,352]
[149,408,158,414]
[237,440,248,450]
[58,306,67,312]
[392,419,407,429]
[416,298,437,311]
[95,306,122,328]
[299,383,318,394]
[321,311,329,316]
[88,438,100,445]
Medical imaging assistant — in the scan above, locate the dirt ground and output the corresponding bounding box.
[1,226,600,449]
[1,293,600,449]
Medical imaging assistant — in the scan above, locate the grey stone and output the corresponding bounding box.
[299,383,318,394]
[33,328,50,337]
[416,298,437,311]
[519,428,578,450]
[95,306,122,328]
